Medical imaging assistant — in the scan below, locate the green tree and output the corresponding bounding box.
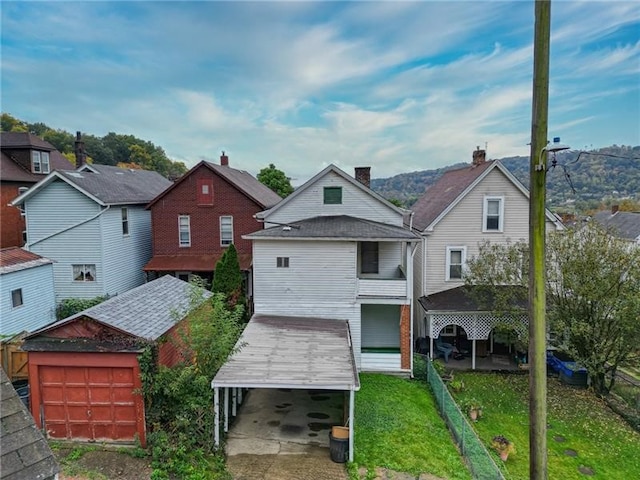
[212,244,245,311]
[257,163,294,198]
[1,113,27,132]
[465,222,640,396]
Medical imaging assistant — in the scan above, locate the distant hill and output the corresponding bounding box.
[371,145,640,213]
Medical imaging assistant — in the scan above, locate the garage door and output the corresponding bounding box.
[39,365,139,442]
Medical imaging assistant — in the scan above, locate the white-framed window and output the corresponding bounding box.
[18,187,29,216]
[22,230,27,244]
[483,196,504,232]
[11,289,23,308]
[277,257,289,268]
[178,215,191,247]
[121,207,129,235]
[220,216,233,246]
[73,264,96,282]
[446,246,467,281]
[32,151,50,174]
[441,325,457,337]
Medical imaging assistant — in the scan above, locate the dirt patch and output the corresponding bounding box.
[54,447,152,480]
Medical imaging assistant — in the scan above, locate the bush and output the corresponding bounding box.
[56,295,109,319]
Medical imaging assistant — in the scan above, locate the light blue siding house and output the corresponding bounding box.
[0,247,56,335]
[11,164,172,303]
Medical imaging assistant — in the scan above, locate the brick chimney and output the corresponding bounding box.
[472,146,486,166]
[354,167,371,188]
[611,204,619,214]
[220,151,229,166]
[74,131,86,168]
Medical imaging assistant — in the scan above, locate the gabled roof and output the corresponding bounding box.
[256,164,406,220]
[146,160,282,210]
[25,275,211,342]
[1,369,60,480]
[592,210,640,242]
[244,215,419,242]
[0,247,53,275]
[1,133,74,183]
[411,160,563,232]
[11,164,172,207]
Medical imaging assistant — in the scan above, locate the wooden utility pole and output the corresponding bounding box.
[529,1,551,479]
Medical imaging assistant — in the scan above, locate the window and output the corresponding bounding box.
[22,230,27,244]
[11,289,23,308]
[121,207,129,235]
[73,264,96,282]
[220,216,233,246]
[178,215,191,247]
[441,325,457,337]
[277,257,289,268]
[361,242,379,274]
[483,196,504,232]
[18,187,28,216]
[197,178,214,205]
[446,246,466,281]
[323,186,342,204]
[32,151,50,174]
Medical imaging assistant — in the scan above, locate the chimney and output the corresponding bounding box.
[220,151,229,166]
[354,167,371,188]
[74,131,86,168]
[611,204,619,215]
[472,146,486,166]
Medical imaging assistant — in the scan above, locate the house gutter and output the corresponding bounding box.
[27,205,111,248]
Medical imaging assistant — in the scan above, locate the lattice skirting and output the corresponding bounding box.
[428,312,528,340]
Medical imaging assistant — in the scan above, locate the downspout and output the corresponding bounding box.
[27,205,111,248]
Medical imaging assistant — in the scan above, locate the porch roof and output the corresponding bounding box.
[419,285,528,312]
[143,253,252,272]
[212,314,360,391]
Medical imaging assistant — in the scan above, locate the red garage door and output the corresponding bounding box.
[40,365,139,442]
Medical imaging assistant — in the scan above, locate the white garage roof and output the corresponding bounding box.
[212,314,360,391]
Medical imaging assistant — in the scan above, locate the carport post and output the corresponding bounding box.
[349,389,355,462]
[224,388,230,432]
[472,339,476,370]
[238,387,243,404]
[214,387,220,448]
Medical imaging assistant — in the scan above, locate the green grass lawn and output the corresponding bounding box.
[353,373,471,479]
[453,372,640,479]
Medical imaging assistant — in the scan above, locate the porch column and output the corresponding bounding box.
[214,387,220,448]
[224,388,230,432]
[472,339,477,370]
[232,388,237,417]
[348,389,355,462]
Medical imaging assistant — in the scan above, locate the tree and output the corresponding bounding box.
[212,244,245,311]
[257,163,294,198]
[465,222,640,397]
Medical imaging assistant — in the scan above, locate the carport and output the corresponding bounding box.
[212,314,360,461]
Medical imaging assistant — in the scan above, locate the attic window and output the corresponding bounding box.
[32,151,50,174]
[324,186,342,204]
[197,178,214,205]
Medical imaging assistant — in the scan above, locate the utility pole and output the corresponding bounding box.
[529,1,551,479]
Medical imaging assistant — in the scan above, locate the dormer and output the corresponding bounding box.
[31,150,51,174]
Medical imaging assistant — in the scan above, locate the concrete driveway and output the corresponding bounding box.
[225,388,349,480]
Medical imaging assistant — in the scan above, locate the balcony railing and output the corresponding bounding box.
[357,266,407,297]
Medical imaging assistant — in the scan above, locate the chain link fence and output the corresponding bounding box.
[415,355,506,480]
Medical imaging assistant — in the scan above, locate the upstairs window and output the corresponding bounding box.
[220,216,233,246]
[483,196,504,232]
[323,186,342,204]
[446,246,466,281]
[32,151,50,174]
[73,264,96,282]
[361,242,379,274]
[179,215,191,247]
[277,257,289,268]
[11,289,23,308]
[197,178,214,205]
[121,207,129,235]
[18,187,28,216]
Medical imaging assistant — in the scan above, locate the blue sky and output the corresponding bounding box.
[2,1,639,184]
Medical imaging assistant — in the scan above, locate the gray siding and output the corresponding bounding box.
[0,264,56,335]
[101,206,151,296]
[266,171,401,227]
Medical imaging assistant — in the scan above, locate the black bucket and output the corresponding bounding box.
[13,380,30,410]
[329,431,349,463]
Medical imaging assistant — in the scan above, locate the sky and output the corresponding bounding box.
[2,1,639,185]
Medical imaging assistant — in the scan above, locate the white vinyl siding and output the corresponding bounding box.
[265,170,402,227]
[483,196,504,232]
[220,216,233,246]
[179,215,191,247]
[445,246,466,281]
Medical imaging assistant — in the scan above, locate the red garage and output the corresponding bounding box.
[22,275,210,447]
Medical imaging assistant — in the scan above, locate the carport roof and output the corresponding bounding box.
[212,315,360,391]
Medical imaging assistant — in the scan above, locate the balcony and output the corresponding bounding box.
[357,266,407,298]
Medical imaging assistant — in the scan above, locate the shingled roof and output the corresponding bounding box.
[1,369,59,480]
[593,210,640,242]
[244,215,420,241]
[419,285,528,312]
[25,275,211,342]
[1,132,74,183]
[12,164,172,207]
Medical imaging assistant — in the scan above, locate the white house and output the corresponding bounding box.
[411,148,564,368]
[11,164,172,302]
[0,247,56,336]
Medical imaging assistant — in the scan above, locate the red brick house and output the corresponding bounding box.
[144,153,282,287]
[0,132,74,248]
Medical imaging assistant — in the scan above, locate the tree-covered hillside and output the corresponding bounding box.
[1,113,187,180]
[371,145,640,213]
